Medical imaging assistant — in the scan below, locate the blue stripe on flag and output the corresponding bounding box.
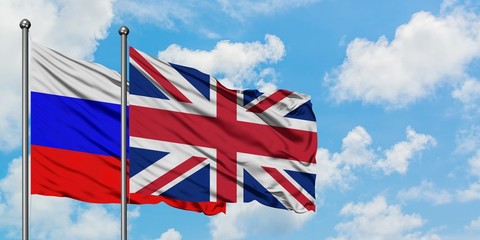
[285,170,316,198]
[243,89,264,106]
[284,101,316,121]
[130,147,169,177]
[162,164,210,202]
[243,170,287,209]
[170,63,210,100]
[31,91,121,157]
[130,63,169,99]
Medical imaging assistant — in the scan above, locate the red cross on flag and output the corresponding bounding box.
[129,47,317,213]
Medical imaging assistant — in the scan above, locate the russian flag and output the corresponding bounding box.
[30,42,225,214]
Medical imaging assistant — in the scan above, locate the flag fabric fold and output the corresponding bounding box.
[30,42,225,215]
[129,46,317,213]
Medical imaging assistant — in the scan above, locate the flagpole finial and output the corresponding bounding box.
[118,26,129,36]
[19,19,31,29]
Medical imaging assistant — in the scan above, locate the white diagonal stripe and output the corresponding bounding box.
[130,137,217,200]
[237,91,316,131]
[237,152,315,213]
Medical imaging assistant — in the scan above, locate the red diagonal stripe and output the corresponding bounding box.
[130,47,191,103]
[136,156,207,195]
[262,166,315,211]
[247,90,293,113]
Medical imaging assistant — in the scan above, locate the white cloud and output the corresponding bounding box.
[456,146,480,202]
[0,0,115,151]
[128,206,140,219]
[0,158,23,233]
[155,228,182,240]
[209,202,314,240]
[117,0,319,30]
[328,196,431,240]
[0,157,120,239]
[317,126,436,192]
[6,0,115,60]
[115,0,194,29]
[158,34,285,91]
[457,182,480,202]
[465,217,480,233]
[452,78,480,111]
[217,0,319,21]
[440,0,460,13]
[326,7,480,108]
[315,126,376,191]
[43,204,119,240]
[115,1,319,39]
[468,150,480,178]
[375,127,436,175]
[339,126,376,167]
[455,125,480,154]
[397,180,452,205]
[403,232,442,240]
[315,148,354,191]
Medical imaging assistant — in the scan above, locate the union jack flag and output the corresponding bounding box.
[129,47,317,213]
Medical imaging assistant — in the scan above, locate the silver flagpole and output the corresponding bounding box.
[20,19,31,240]
[119,25,129,240]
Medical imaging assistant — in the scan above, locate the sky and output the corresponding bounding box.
[1,0,480,239]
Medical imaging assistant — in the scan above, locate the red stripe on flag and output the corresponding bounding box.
[31,145,226,215]
[247,90,293,113]
[136,156,207,195]
[262,166,315,211]
[31,144,122,203]
[215,84,238,202]
[130,47,191,103]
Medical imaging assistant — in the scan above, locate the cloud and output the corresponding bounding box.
[217,0,319,21]
[209,202,314,240]
[0,0,115,151]
[0,158,23,235]
[315,148,354,191]
[455,125,480,154]
[325,7,480,108]
[396,180,452,205]
[155,228,182,240]
[315,126,375,191]
[117,0,320,26]
[452,78,480,112]
[465,216,480,233]
[316,126,436,192]
[338,126,377,167]
[0,157,120,239]
[158,34,285,91]
[456,149,480,202]
[457,182,480,202]
[375,127,436,175]
[468,150,480,178]
[127,206,140,219]
[115,0,194,29]
[328,196,439,240]
[115,1,319,38]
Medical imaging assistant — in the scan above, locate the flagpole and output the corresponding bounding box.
[20,18,31,240]
[119,25,129,240]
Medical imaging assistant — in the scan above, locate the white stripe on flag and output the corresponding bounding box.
[31,42,121,104]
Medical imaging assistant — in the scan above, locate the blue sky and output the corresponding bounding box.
[1,0,480,239]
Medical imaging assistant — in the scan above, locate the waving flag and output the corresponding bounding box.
[129,47,317,213]
[30,42,225,215]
